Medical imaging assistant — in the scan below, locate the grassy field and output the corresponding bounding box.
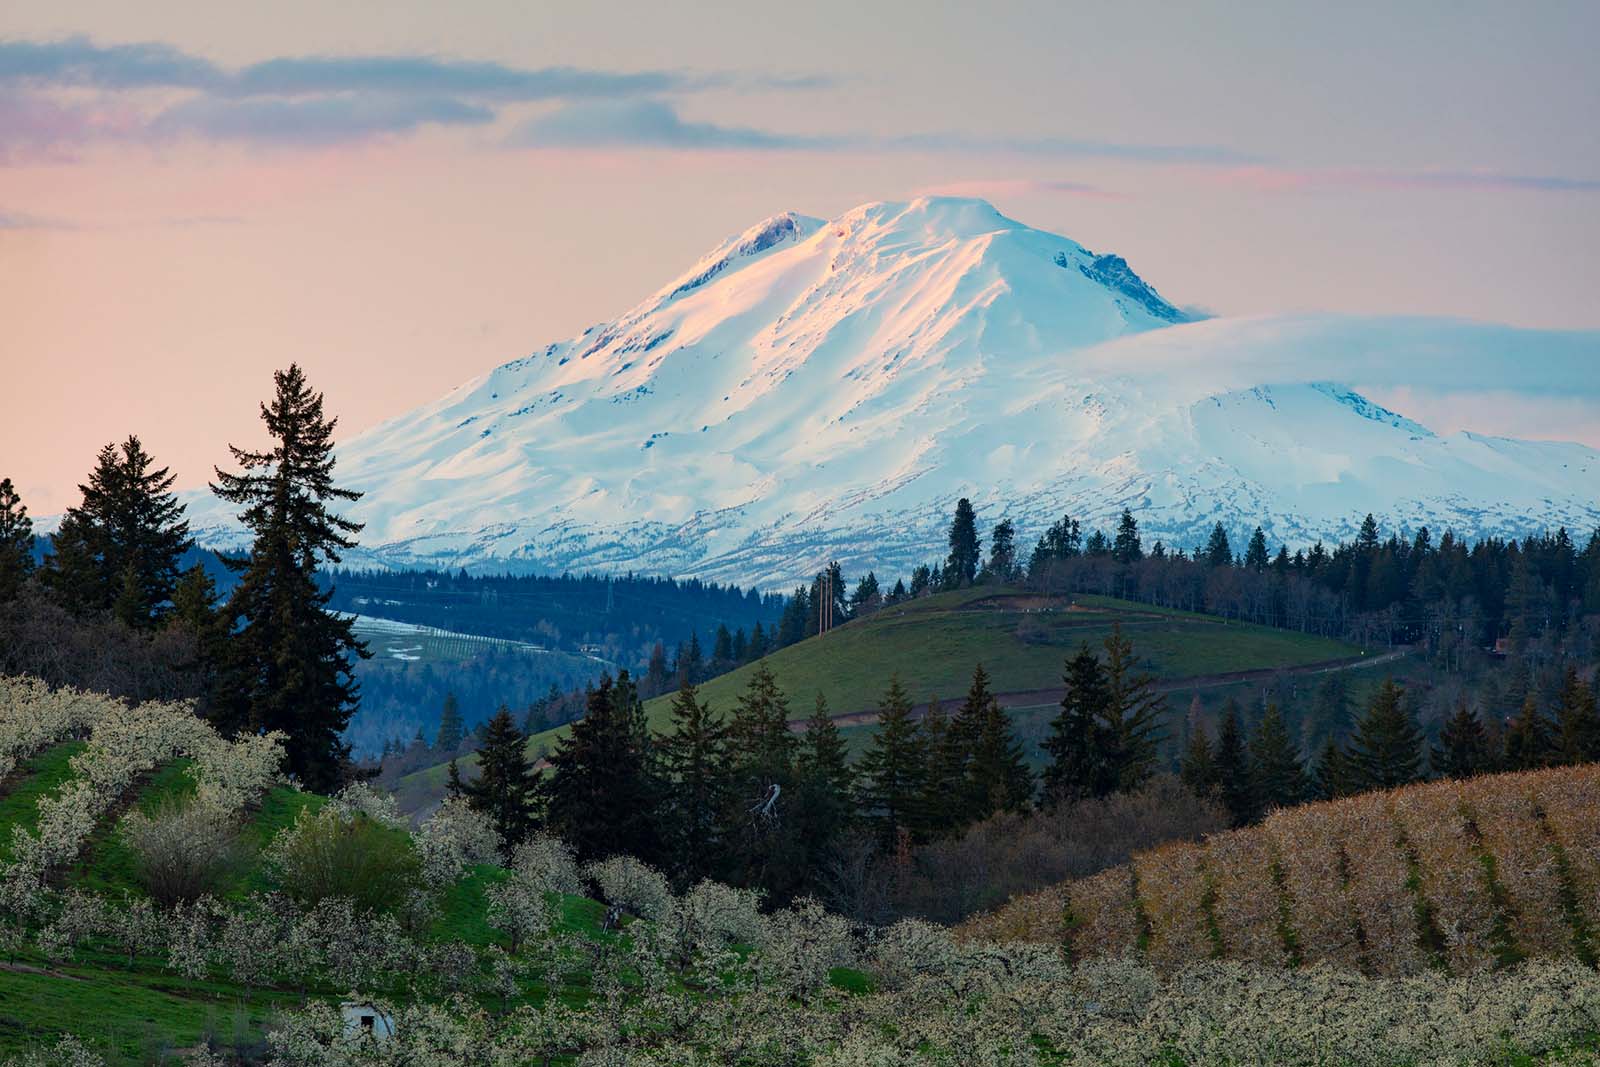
[394,587,1362,805]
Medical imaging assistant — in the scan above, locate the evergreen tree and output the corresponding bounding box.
[1431,701,1492,779]
[1041,645,1110,806]
[547,673,663,863]
[728,662,797,791]
[644,641,670,696]
[747,621,769,661]
[1101,625,1165,793]
[678,632,705,686]
[919,696,964,836]
[1503,693,1554,771]
[1213,702,1257,826]
[966,669,1033,818]
[48,436,192,623]
[795,693,854,868]
[0,478,34,601]
[777,586,809,647]
[1346,679,1424,790]
[1555,667,1600,765]
[463,706,541,845]
[657,682,733,883]
[724,663,804,901]
[1084,529,1110,557]
[1248,704,1307,811]
[1303,673,1354,757]
[1112,508,1143,565]
[1244,527,1270,572]
[855,675,925,848]
[984,520,1017,582]
[944,498,981,587]
[168,564,218,634]
[1312,739,1353,800]
[1203,523,1234,568]
[209,365,365,789]
[436,693,465,751]
[712,624,734,668]
[850,572,882,615]
[1179,726,1218,798]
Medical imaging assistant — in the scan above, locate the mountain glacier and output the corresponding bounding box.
[184,197,1600,588]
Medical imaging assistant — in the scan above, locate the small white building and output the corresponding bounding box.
[340,1003,396,1040]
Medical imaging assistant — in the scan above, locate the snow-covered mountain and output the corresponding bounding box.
[186,196,1600,588]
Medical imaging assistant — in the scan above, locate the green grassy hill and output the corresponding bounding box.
[393,588,1368,809]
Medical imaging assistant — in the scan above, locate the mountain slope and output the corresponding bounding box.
[184,197,1600,587]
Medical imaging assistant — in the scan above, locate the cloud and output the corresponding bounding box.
[225,56,690,100]
[1215,166,1600,194]
[512,98,831,150]
[913,178,1121,200]
[0,208,77,230]
[0,36,818,101]
[0,91,142,162]
[514,98,1250,163]
[0,36,218,90]
[149,94,495,146]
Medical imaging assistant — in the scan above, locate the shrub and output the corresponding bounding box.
[267,806,420,913]
[849,775,1225,926]
[121,798,241,905]
[507,832,584,896]
[585,856,673,921]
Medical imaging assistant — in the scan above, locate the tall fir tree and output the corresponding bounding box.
[644,640,670,696]
[48,436,191,624]
[436,693,465,752]
[1243,527,1270,571]
[983,520,1017,583]
[1179,726,1219,799]
[794,692,854,871]
[463,706,541,846]
[1101,625,1165,793]
[0,478,34,601]
[1112,508,1143,565]
[1248,704,1307,812]
[1503,693,1554,771]
[723,663,805,901]
[547,673,663,863]
[657,682,734,884]
[1041,644,1111,806]
[1431,701,1493,779]
[1303,673,1354,758]
[919,695,965,836]
[728,662,797,792]
[1312,738,1354,800]
[1203,522,1234,568]
[1555,667,1600,765]
[965,667,1033,818]
[855,675,926,848]
[1213,701,1257,826]
[944,498,981,588]
[1346,679,1424,790]
[209,366,365,789]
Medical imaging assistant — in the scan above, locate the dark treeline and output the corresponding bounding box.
[448,619,1600,922]
[716,503,1600,683]
[446,623,1194,913]
[321,568,783,667]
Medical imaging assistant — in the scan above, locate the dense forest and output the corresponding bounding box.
[322,568,783,663]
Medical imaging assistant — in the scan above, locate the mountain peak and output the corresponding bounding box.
[179,199,1600,587]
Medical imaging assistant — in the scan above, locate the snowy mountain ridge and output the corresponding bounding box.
[181,196,1600,588]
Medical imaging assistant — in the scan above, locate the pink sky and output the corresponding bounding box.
[2,1,1598,514]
